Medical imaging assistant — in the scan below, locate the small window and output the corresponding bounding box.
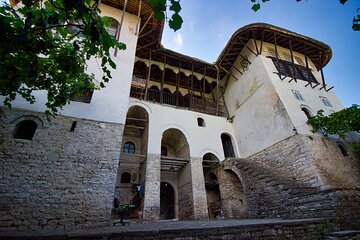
[13,120,37,140]
[107,17,120,38]
[197,117,205,127]
[292,90,305,101]
[320,96,332,107]
[71,89,93,103]
[120,172,131,183]
[161,146,168,156]
[123,141,135,154]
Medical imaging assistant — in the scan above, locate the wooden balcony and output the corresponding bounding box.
[130,76,226,117]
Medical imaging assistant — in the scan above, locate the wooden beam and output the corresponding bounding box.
[289,38,297,83]
[115,0,128,57]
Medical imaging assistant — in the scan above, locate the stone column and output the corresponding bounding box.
[190,157,209,220]
[142,153,161,220]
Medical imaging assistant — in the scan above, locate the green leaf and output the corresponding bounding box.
[252,3,260,12]
[154,10,165,21]
[170,0,182,13]
[108,58,116,69]
[169,13,183,31]
[339,0,348,4]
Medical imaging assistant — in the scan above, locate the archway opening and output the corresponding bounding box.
[221,169,247,218]
[221,133,235,158]
[204,172,222,219]
[161,128,190,219]
[301,107,312,119]
[13,120,37,140]
[114,106,149,219]
[160,182,175,220]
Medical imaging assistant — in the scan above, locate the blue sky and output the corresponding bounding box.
[161,0,360,107]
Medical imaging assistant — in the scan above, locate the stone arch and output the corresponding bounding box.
[300,105,313,119]
[13,120,37,140]
[219,169,247,218]
[11,115,43,127]
[114,105,149,212]
[221,164,248,218]
[204,171,222,219]
[161,128,190,161]
[160,128,190,220]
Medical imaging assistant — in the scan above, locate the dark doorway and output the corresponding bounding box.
[205,173,222,219]
[221,133,235,158]
[160,182,175,220]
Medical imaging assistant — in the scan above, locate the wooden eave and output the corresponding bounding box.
[102,0,164,52]
[216,23,332,74]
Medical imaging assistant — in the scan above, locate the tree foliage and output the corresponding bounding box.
[0,0,127,116]
[0,0,182,117]
[307,105,360,152]
[149,0,183,31]
[250,0,360,31]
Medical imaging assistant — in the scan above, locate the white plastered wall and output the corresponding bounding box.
[128,99,238,161]
[1,4,139,125]
[259,42,344,135]
[224,40,294,158]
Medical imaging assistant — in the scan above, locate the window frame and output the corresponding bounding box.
[319,96,333,107]
[123,141,136,154]
[291,90,305,101]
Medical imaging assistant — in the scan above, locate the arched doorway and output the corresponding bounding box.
[204,172,222,219]
[202,153,221,219]
[221,133,236,158]
[114,106,149,218]
[160,128,190,219]
[160,182,175,220]
[220,169,247,218]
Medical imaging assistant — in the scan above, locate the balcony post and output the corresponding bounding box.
[160,56,166,104]
[144,51,152,100]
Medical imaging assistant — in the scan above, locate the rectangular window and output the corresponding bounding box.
[71,89,93,103]
[292,90,305,101]
[271,58,318,83]
[320,96,332,107]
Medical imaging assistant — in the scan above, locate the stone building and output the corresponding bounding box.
[1,0,359,232]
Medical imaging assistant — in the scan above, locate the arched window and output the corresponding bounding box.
[120,172,131,183]
[301,107,312,119]
[161,146,168,156]
[13,120,37,140]
[123,141,135,154]
[107,17,119,38]
[221,133,235,158]
[337,142,349,157]
[197,117,205,127]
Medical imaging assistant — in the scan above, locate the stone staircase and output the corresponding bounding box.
[221,158,357,220]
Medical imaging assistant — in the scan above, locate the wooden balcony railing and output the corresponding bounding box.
[130,76,226,117]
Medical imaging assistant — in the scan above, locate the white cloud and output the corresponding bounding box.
[174,32,183,49]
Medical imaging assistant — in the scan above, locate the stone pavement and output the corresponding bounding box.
[0,218,332,239]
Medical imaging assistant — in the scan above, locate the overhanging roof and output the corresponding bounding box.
[216,23,332,73]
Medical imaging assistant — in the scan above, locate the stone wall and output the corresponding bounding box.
[0,108,123,231]
[142,153,160,220]
[177,162,194,220]
[219,134,360,221]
